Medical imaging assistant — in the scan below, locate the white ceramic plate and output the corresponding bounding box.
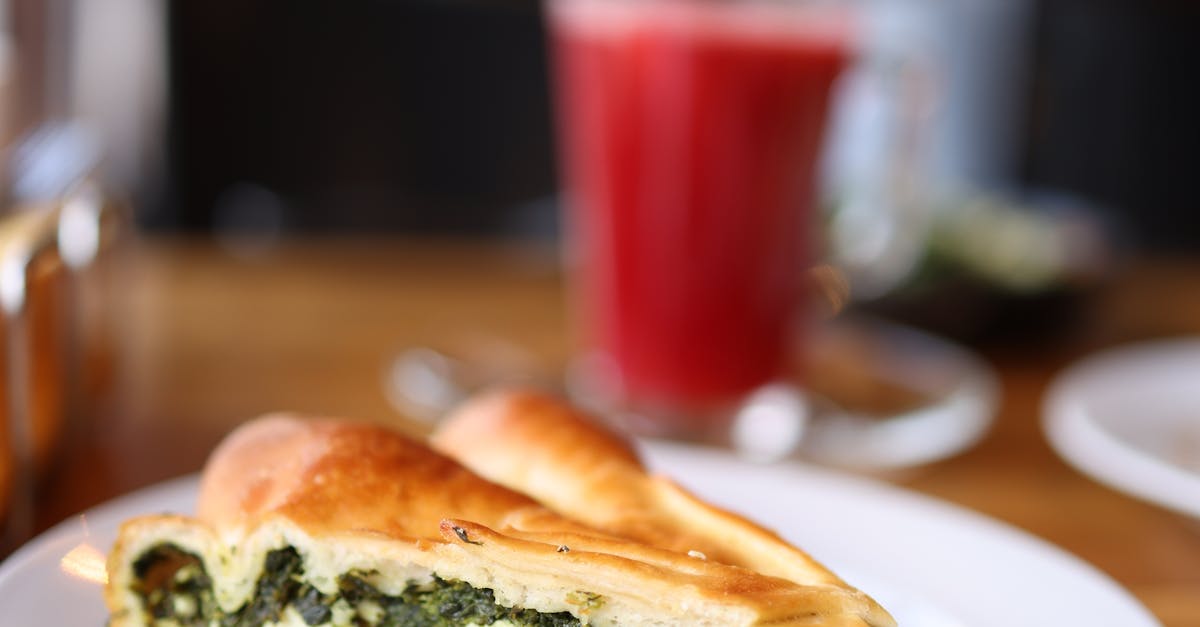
[0,443,1158,626]
[1044,337,1200,520]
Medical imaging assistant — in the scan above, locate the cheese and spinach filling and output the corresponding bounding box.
[132,544,591,626]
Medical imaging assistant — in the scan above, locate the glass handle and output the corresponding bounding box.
[823,3,942,300]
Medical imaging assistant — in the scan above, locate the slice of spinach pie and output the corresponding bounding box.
[106,411,893,626]
[432,388,894,627]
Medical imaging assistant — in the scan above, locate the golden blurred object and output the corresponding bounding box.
[0,313,10,533]
[26,237,69,476]
[0,183,126,556]
[0,209,69,472]
[0,207,65,553]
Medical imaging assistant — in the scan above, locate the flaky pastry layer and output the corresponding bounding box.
[432,389,895,627]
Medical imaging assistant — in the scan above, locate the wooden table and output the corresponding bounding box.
[25,236,1200,625]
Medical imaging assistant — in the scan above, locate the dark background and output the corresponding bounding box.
[152,0,1200,252]
[154,0,556,236]
[1026,0,1200,253]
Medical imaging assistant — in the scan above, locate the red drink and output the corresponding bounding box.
[551,0,851,432]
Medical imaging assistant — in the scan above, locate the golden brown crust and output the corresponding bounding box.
[107,410,893,626]
[432,388,895,627]
[197,414,554,540]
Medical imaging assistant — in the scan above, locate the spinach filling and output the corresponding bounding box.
[338,573,581,627]
[132,544,220,626]
[131,544,586,626]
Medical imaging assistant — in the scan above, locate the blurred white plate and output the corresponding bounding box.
[0,444,1158,626]
[1044,338,1200,520]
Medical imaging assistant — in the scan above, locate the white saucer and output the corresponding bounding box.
[1044,337,1200,519]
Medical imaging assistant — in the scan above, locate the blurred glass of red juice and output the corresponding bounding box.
[551,0,851,434]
